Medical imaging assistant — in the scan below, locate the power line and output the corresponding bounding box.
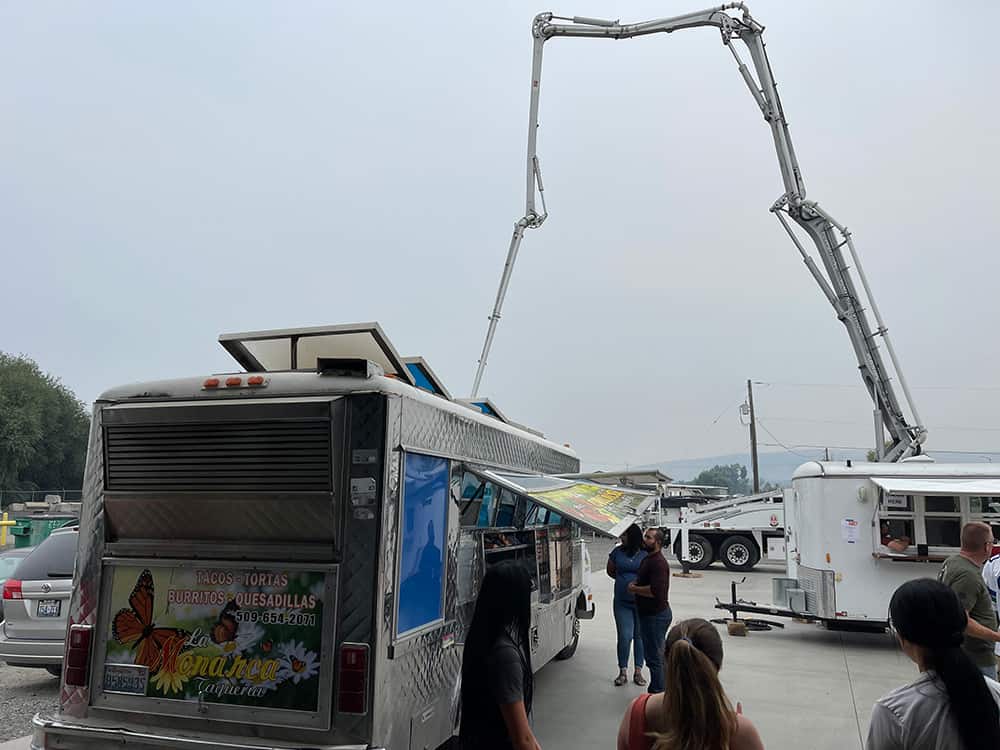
[754,380,1000,393]
[761,415,1000,433]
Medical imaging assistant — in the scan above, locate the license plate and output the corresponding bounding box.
[103,663,149,696]
[37,599,61,617]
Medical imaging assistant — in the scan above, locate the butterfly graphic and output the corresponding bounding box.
[290,656,306,673]
[210,600,239,648]
[260,640,273,654]
[112,569,188,673]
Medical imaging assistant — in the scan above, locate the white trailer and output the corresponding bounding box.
[666,490,785,572]
[717,460,1000,628]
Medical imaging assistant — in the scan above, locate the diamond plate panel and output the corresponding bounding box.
[60,407,107,716]
[401,398,578,475]
[334,393,386,741]
[797,565,836,617]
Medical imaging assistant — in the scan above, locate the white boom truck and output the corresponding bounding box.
[666,490,785,572]
[469,5,1000,629]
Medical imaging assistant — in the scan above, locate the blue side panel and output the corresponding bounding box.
[471,401,496,416]
[406,363,440,395]
[397,453,449,635]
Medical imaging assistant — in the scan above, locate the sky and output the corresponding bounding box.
[2,1,998,472]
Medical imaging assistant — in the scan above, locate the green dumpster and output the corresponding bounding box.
[26,516,77,546]
[10,519,32,549]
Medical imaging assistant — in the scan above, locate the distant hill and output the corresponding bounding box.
[640,449,1000,486]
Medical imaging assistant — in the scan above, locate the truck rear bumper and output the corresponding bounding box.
[32,714,377,750]
[0,634,64,666]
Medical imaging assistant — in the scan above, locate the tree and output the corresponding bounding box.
[687,463,782,495]
[0,354,90,502]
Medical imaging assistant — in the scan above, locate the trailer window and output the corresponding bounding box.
[922,495,962,549]
[397,453,449,636]
[925,518,961,547]
[884,494,914,512]
[970,496,1000,515]
[925,496,959,513]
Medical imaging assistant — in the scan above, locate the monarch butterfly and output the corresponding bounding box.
[260,640,273,654]
[290,656,306,673]
[112,569,187,673]
[210,600,239,647]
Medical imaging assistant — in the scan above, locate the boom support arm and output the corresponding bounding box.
[472,4,926,461]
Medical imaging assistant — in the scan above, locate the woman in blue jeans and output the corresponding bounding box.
[606,523,647,687]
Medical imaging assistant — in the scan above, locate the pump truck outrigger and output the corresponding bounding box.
[471,3,926,464]
[32,323,655,750]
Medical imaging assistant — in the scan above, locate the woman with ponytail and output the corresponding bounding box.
[616,618,764,750]
[866,578,1000,749]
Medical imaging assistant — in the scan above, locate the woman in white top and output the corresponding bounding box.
[866,578,1000,749]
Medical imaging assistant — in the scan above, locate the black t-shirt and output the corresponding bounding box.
[459,635,528,749]
[635,550,671,616]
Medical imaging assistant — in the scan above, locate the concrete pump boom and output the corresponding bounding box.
[471,3,927,462]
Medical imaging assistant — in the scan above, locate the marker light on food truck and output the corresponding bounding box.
[247,375,265,386]
[338,643,369,714]
[202,378,220,389]
[225,377,242,387]
[64,625,93,688]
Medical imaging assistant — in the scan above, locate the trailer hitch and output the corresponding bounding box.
[711,577,786,631]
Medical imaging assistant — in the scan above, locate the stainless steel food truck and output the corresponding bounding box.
[33,323,654,750]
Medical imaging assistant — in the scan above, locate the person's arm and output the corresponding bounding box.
[732,714,765,750]
[951,571,1000,642]
[965,612,1000,642]
[498,701,541,750]
[628,582,654,598]
[885,537,910,553]
[864,702,903,750]
[616,703,631,750]
[606,556,617,579]
[648,561,670,604]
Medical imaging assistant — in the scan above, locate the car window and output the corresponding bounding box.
[0,557,23,579]
[13,532,78,580]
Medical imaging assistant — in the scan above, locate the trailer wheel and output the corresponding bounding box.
[673,533,713,570]
[720,536,760,572]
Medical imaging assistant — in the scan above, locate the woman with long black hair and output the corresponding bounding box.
[867,578,1000,749]
[607,523,647,686]
[459,560,540,750]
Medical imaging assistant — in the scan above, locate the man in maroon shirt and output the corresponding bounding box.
[628,528,673,693]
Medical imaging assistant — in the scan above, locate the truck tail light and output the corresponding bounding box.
[64,625,93,687]
[338,643,369,714]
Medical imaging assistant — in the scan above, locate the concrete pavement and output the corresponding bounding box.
[532,543,912,750]
[0,737,29,750]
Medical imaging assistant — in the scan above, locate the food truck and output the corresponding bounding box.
[33,323,654,750]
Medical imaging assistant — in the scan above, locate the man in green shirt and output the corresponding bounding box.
[938,521,1000,678]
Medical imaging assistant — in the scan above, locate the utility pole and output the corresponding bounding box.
[747,379,760,494]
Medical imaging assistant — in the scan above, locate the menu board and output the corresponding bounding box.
[528,483,653,537]
[102,564,328,715]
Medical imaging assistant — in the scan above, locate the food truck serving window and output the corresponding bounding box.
[397,453,448,636]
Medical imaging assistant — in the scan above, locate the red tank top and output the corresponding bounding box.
[627,693,655,750]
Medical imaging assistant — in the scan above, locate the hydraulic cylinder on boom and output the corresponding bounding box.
[471,3,927,462]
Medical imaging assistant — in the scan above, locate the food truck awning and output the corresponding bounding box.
[478,470,656,538]
[870,477,1000,496]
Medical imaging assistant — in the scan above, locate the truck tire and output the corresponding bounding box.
[555,631,579,660]
[674,533,713,570]
[720,535,760,571]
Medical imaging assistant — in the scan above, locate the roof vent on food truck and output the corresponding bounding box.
[217,322,415,385]
[316,358,384,379]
